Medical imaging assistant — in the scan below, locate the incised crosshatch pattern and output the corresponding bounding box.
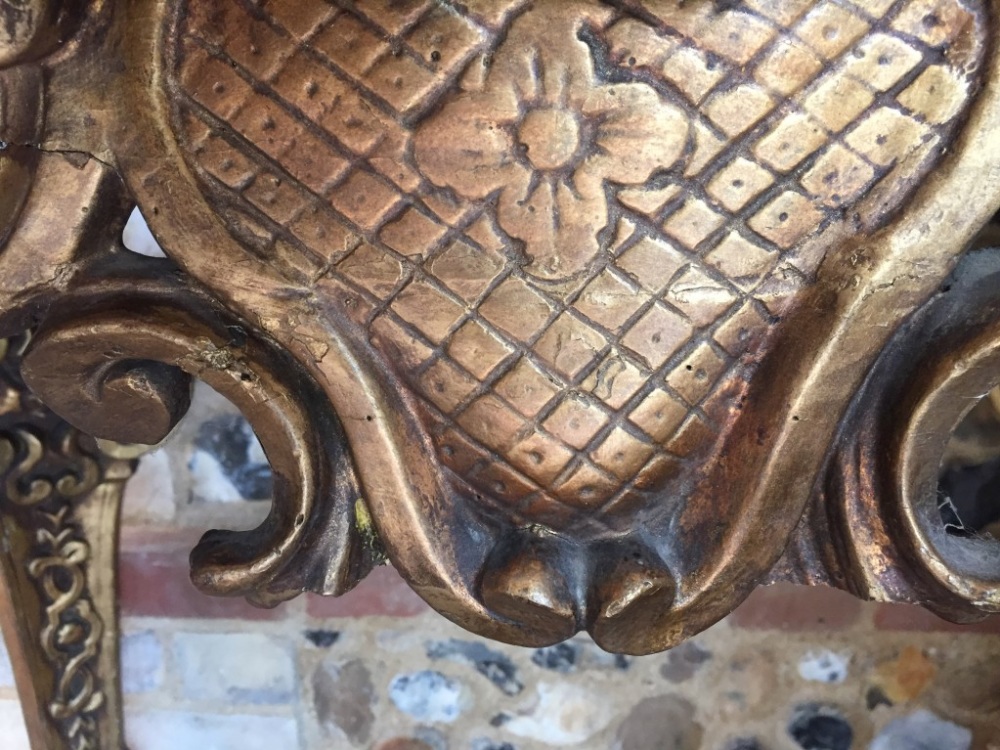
[171,0,985,529]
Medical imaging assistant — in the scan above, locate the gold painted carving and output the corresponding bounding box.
[0,9,1000,741]
[170,0,987,527]
[29,506,105,749]
[0,336,131,749]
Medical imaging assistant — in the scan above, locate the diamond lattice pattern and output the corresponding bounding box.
[173,0,984,527]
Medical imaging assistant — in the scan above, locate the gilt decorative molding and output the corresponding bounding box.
[3,0,1000,742]
[29,504,105,750]
[0,335,133,749]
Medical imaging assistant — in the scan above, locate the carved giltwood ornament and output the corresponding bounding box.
[0,334,134,750]
[3,0,1000,744]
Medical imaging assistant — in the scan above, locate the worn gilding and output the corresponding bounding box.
[1,1,1000,746]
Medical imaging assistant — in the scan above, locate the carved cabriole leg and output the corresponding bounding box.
[0,336,134,750]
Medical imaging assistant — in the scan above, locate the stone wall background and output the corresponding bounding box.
[0,383,995,750]
[0,215,997,749]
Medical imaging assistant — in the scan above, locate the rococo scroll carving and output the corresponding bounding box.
[155,0,1000,651]
[0,0,999,671]
[823,244,1000,620]
[18,256,378,606]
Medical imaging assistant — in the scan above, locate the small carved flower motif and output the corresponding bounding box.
[414,5,689,281]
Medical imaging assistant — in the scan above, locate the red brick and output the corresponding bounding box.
[728,583,863,631]
[374,740,434,750]
[874,603,1000,634]
[120,550,287,621]
[306,565,429,618]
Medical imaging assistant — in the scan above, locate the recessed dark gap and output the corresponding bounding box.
[937,390,1000,540]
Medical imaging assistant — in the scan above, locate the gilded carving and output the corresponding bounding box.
[27,506,104,750]
[0,1,999,726]
[412,3,690,280]
[167,0,987,533]
[0,337,127,749]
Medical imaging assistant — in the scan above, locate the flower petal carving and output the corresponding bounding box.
[413,3,689,280]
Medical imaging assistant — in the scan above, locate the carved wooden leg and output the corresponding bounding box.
[0,336,134,750]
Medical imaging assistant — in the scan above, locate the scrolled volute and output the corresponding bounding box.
[827,245,1000,620]
[21,253,376,606]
